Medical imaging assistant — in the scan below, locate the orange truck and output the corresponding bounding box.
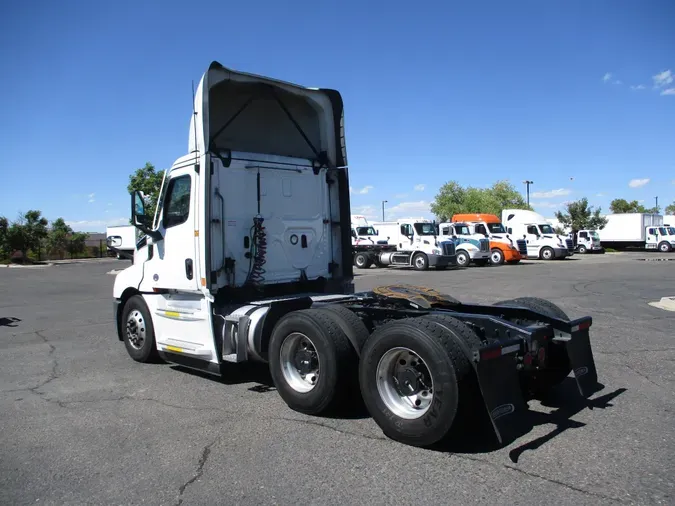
[451,213,523,265]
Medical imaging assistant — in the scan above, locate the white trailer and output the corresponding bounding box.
[110,61,600,449]
[106,225,137,259]
[597,214,673,252]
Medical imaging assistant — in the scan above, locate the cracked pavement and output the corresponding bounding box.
[1,253,674,505]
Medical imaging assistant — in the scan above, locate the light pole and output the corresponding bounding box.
[382,200,387,221]
[523,180,534,206]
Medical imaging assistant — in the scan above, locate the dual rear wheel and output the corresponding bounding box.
[268,306,484,447]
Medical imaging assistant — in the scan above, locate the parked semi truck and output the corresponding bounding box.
[436,222,490,267]
[112,62,599,448]
[502,209,573,260]
[371,218,457,270]
[450,213,523,265]
[597,213,674,252]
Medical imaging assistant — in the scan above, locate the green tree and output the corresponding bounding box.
[127,162,165,219]
[66,232,89,258]
[430,180,531,222]
[666,201,675,215]
[0,216,8,258]
[47,218,73,260]
[554,198,608,234]
[8,210,49,259]
[609,198,648,213]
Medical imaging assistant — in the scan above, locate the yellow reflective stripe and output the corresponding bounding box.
[164,311,180,318]
[165,345,182,353]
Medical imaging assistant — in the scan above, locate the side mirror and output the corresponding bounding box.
[131,191,162,241]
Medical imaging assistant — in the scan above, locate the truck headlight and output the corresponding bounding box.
[432,248,442,255]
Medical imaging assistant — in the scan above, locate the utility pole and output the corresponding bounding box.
[655,196,659,212]
[382,200,388,221]
[523,180,534,206]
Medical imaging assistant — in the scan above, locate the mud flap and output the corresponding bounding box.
[562,327,598,398]
[473,342,529,445]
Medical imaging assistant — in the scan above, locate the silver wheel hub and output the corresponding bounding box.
[491,251,502,263]
[126,309,146,350]
[280,332,319,393]
[415,256,425,268]
[376,347,434,419]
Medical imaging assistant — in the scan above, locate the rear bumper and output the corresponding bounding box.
[429,254,457,268]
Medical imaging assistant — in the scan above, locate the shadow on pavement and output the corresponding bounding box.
[0,317,21,327]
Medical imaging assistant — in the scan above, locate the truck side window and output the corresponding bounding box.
[527,225,538,235]
[580,232,587,238]
[475,224,487,235]
[163,175,191,228]
[648,228,655,235]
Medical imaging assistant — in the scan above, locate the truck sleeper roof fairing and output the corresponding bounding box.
[188,61,347,170]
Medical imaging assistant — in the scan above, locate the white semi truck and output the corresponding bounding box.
[597,213,674,252]
[111,62,599,449]
[371,218,457,270]
[351,215,387,245]
[437,222,491,267]
[502,209,573,260]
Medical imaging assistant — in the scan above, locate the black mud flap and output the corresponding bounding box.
[559,318,598,397]
[473,340,529,445]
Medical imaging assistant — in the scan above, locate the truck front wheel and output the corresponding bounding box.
[456,251,470,267]
[412,252,429,271]
[540,247,555,260]
[359,317,476,448]
[490,248,504,265]
[121,295,160,363]
[658,241,671,252]
[268,309,357,416]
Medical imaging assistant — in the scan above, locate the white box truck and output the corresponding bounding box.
[110,61,600,449]
[106,224,137,259]
[596,214,673,252]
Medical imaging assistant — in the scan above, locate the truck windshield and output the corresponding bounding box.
[356,226,377,236]
[487,223,506,234]
[453,224,470,235]
[669,227,675,235]
[658,227,668,236]
[538,224,555,234]
[413,223,437,236]
[590,231,600,239]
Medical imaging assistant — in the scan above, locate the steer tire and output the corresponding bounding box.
[493,297,571,397]
[490,248,505,265]
[268,309,356,416]
[359,317,474,448]
[658,241,671,253]
[121,295,161,363]
[540,247,555,260]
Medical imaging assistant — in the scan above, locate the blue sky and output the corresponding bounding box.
[1,0,674,231]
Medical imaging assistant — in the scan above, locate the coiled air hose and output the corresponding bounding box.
[245,216,267,286]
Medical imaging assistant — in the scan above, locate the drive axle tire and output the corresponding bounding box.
[314,304,370,356]
[354,253,372,269]
[269,309,356,416]
[493,297,571,396]
[121,295,160,363]
[358,317,475,448]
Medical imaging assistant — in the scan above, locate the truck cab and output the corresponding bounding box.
[371,218,457,270]
[502,209,573,260]
[437,222,490,267]
[450,213,523,265]
[648,226,675,252]
[351,215,387,245]
[574,230,604,254]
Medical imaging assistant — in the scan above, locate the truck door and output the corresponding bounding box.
[646,228,657,249]
[525,225,541,256]
[400,223,414,250]
[149,167,200,292]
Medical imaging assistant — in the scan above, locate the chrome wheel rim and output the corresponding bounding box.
[126,309,146,350]
[543,249,553,259]
[414,255,426,269]
[279,332,319,393]
[376,347,434,419]
[491,250,502,263]
[457,252,468,266]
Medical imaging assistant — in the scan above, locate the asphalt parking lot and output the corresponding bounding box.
[1,252,674,505]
